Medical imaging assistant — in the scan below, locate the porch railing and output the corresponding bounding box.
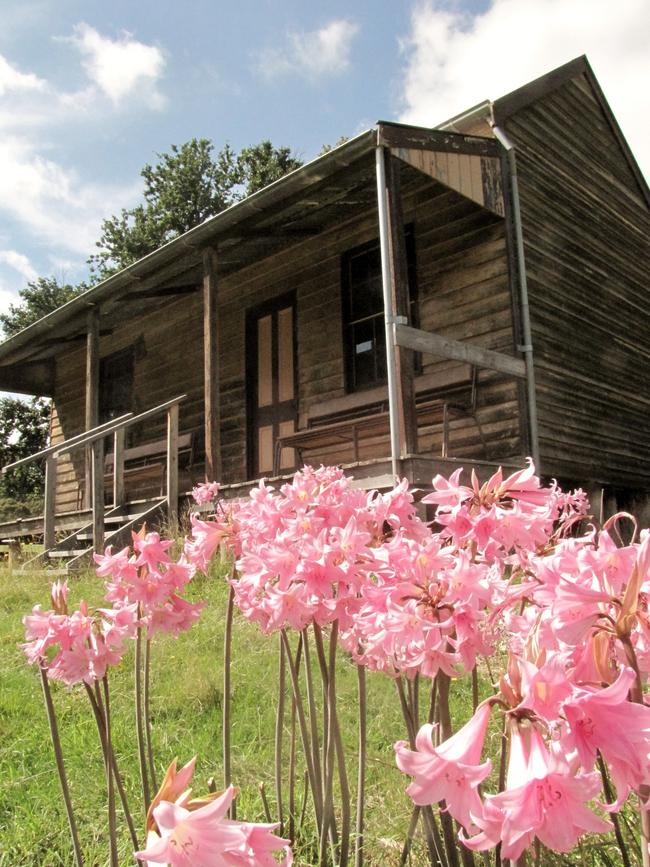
[3,394,186,554]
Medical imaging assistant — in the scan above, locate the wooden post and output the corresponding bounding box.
[91,438,104,553]
[384,152,418,458]
[167,403,179,529]
[113,428,125,508]
[84,307,100,508]
[203,248,221,480]
[43,454,57,550]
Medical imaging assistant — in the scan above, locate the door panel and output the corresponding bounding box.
[248,296,297,477]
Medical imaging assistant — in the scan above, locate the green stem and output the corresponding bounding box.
[99,679,118,867]
[281,629,323,831]
[39,666,84,867]
[355,663,366,867]
[597,752,631,867]
[223,583,235,818]
[135,619,151,814]
[83,683,140,859]
[275,633,286,834]
[144,638,157,792]
[303,627,325,818]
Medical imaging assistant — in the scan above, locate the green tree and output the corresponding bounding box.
[0,397,50,519]
[89,138,303,278]
[0,277,86,338]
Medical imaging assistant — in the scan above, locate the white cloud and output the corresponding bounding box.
[0,135,140,258]
[258,19,359,79]
[68,23,165,107]
[0,54,46,96]
[398,0,650,180]
[0,250,38,282]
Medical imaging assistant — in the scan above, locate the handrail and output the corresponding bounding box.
[2,394,187,472]
[2,412,134,472]
[52,395,187,457]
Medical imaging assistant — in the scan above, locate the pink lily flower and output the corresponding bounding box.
[562,666,650,806]
[395,700,493,830]
[137,784,291,866]
[463,725,611,860]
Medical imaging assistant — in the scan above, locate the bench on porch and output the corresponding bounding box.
[273,368,486,474]
[78,431,194,506]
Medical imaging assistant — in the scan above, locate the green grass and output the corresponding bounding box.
[0,562,635,866]
[0,562,432,866]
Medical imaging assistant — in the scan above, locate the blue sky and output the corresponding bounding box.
[0,0,648,315]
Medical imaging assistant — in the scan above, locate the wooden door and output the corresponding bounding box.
[247,296,297,477]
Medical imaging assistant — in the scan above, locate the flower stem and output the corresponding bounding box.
[355,663,366,867]
[281,629,324,832]
[597,752,631,867]
[99,679,118,867]
[84,683,140,860]
[144,638,157,792]
[135,619,151,815]
[619,634,650,867]
[303,627,325,820]
[39,665,84,867]
[275,633,286,834]
[223,583,235,818]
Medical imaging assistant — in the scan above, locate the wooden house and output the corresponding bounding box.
[1,56,649,568]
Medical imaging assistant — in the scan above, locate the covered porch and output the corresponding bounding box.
[0,121,538,567]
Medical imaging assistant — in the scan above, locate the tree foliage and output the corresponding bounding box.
[0,397,50,518]
[89,138,302,279]
[0,277,86,338]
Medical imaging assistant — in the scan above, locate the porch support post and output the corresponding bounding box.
[84,307,100,509]
[43,454,56,551]
[91,437,104,553]
[203,247,221,481]
[166,402,179,528]
[375,146,415,479]
[384,151,418,457]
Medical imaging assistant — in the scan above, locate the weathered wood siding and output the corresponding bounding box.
[52,292,205,512]
[53,170,520,508]
[503,72,650,487]
[217,175,519,480]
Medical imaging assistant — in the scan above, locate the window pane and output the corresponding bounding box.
[348,245,383,320]
[352,317,386,389]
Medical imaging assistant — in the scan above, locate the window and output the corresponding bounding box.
[99,347,135,423]
[341,229,417,391]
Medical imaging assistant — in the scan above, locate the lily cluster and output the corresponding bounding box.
[185,461,650,861]
[395,473,650,859]
[23,579,138,685]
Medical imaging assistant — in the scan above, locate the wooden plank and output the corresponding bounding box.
[203,248,221,481]
[84,308,99,509]
[378,122,500,157]
[166,402,179,526]
[395,323,526,379]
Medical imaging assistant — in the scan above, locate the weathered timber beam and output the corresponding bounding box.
[384,152,418,457]
[203,248,221,480]
[394,323,527,379]
[84,307,100,510]
[119,283,199,300]
[0,360,55,396]
[377,122,501,157]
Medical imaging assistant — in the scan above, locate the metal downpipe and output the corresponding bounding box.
[375,146,401,478]
[491,123,541,469]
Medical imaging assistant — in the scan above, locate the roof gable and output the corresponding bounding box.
[493,56,650,210]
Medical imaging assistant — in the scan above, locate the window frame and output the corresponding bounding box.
[341,226,418,394]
